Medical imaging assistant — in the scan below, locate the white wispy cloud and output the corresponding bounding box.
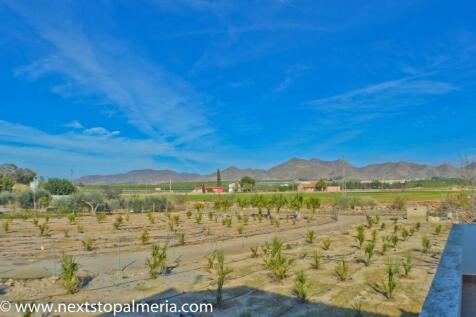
[308,76,456,111]
[0,120,226,177]
[83,127,120,138]
[63,120,83,129]
[6,1,215,153]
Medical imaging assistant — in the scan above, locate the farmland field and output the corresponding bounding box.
[0,200,450,316]
[164,189,458,203]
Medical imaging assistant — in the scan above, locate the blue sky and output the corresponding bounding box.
[0,0,475,177]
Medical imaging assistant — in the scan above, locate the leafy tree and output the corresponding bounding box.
[82,192,105,215]
[0,175,14,192]
[100,185,122,199]
[271,194,287,213]
[315,178,327,191]
[216,169,222,187]
[44,178,76,195]
[305,197,321,214]
[0,164,36,185]
[11,167,36,184]
[240,176,256,192]
[15,190,50,209]
[0,191,14,206]
[290,193,304,212]
[143,196,167,212]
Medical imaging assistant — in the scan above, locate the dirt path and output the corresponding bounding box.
[0,215,364,280]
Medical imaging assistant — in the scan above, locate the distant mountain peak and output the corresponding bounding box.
[75,157,464,184]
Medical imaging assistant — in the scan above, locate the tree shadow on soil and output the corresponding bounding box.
[100,285,417,317]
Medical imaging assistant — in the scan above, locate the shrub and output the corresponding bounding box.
[207,251,217,272]
[382,262,399,299]
[38,222,48,236]
[250,246,259,258]
[402,254,413,277]
[371,229,377,243]
[193,202,205,213]
[293,270,309,302]
[208,211,214,221]
[335,259,349,281]
[422,237,431,253]
[186,210,192,219]
[113,215,123,230]
[147,212,155,224]
[374,214,380,224]
[61,255,80,294]
[77,225,84,234]
[364,242,375,266]
[214,250,233,305]
[146,243,167,278]
[322,238,332,250]
[67,213,76,225]
[380,222,386,231]
[140,230,150,245]
[366,215,373,228]
[415,222,421,231]
[391,196,407,211]
[96,212,106,223]
[351,299,363,317]
[435,224,442,235]
[237,225,244,235]
[393,224,399,234]
[356,226,365,249]
[81,237,93,251]
[306,229,315,244]
[3,219,11,233]
[262,237,294,280]
[311,251,321,269]
[400,228,409,241]
[381,242,389,255]
[177,231,185,245]
[44,178,76,195]
[389,234,398,248]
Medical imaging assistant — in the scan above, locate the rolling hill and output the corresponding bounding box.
[75,158,466,184]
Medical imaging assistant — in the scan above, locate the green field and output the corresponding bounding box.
[165,189,458,203]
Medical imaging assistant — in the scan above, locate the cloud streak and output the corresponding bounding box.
[0,120,225,177]
[7,1,214,154]
[306,74,457,129]
[308,76,456,111]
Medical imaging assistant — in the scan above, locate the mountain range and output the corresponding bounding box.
[75,158,470,185]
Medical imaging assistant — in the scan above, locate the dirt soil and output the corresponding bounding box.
[0,208,449,316]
